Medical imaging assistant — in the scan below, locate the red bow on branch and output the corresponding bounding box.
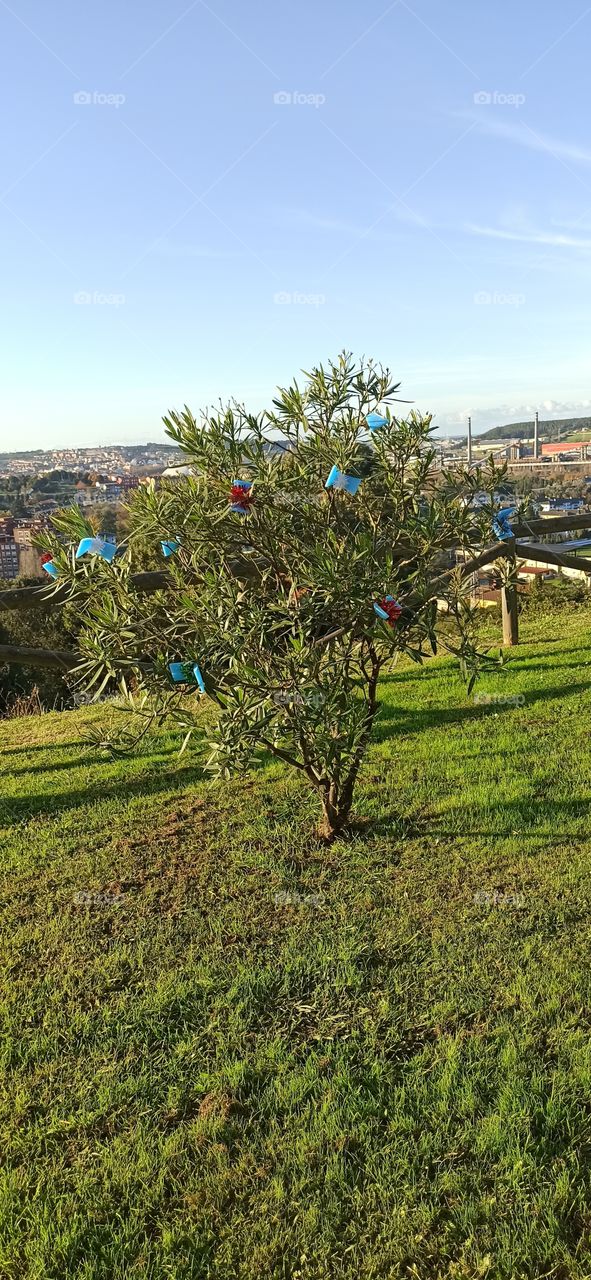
[376,596,403,625]
[229,483,254,511]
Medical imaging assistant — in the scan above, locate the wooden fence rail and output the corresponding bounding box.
[2,512,591,613]
[1,512,591,668]
[0,570,168,613]
[0,644,78,671]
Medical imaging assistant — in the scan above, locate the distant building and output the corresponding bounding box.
[162,465,193,478]
[541,441,590,458]
[540,499,584,513]
[0,534,19,579]
[103,483,123,503]
[518,540,591,586]
[509,442,533,461]
[75,487,107,508]
[13,523,46,578]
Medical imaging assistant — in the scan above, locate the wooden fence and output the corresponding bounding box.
[1,513,591,671]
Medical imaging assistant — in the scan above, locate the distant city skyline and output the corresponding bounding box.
[2,402,591,454]
[0,0,589,448]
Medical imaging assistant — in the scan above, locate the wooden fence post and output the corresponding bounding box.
[501,540,519,646]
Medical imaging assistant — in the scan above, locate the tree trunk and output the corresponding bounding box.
[319,789,352,842]
[317,652,382,841]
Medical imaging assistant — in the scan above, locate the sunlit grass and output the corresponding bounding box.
[1,607,591,1277]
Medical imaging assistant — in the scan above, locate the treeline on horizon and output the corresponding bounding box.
[474,415,591,442]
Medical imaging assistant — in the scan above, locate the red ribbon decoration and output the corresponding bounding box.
[377,596,403,625]
[230,483,253,510]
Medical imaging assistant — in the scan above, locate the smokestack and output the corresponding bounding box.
[467,415,472,466]
[534,410,539,459]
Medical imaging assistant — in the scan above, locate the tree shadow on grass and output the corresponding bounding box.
[0,740,87,756]
[372,678,591,743]
[6,748,179,778]
[503,657,591,676]
[0,733,278,825]
[0,760,209,826]
[367,792,591,843]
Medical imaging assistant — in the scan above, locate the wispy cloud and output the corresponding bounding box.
[463,114,591,166]
[276,204,431,239]
[466,222,591,251]
[290,204,591,259]
[551,214,591,233]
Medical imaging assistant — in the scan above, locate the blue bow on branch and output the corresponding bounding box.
[325,466,362,495]
[168,661,206,693]
[492,507,516,541]
[75,536,117,563]
[366,413,388,431]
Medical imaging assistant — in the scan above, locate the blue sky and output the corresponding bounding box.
[0,0,590,447]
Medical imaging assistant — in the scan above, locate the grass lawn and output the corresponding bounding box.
[2,606,591,1278]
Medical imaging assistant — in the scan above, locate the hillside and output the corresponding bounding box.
[477,415,591,442]
[2,608,591,1278]
[0,443,183,465]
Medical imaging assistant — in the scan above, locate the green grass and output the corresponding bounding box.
[2,609,591,1278]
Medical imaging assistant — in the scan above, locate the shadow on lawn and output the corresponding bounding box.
[367,792,591,843]
[0,759,207,825]
[3,665,590,833]
[0,740,87,755]
[506,656,591,676]
[5,748,181,778]
[372,678,591,742]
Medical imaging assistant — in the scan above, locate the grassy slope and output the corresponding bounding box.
[1,610,591,1279]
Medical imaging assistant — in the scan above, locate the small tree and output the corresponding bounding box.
[41,354,502,840]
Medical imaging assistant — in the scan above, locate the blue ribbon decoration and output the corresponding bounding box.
[160,539,180,557]
[192,663,206,694]
[168,661,206,693]
[42,560,59,578]
[492,507,517,541]
[75,536,117,563]
[366,413,388,431]
[325,466,362,495]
